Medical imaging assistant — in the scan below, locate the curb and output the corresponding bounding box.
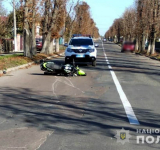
[0,61,35,76]
[135,52,160,61]
[5,62,34,74]
[0,52,64,76]
[150,57,159,60]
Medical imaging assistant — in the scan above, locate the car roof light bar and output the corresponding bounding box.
[72,34,92,38]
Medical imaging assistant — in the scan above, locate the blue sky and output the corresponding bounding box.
[3,0,135,36]
[84,0,135,36]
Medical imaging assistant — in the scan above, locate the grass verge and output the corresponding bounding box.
[0,51,64,70]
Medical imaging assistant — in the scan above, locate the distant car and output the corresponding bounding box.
[103,38,106,42]
[36,38,42,51]
[121,42,135,52]
[94,43,99,47]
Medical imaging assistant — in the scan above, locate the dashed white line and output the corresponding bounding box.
[101,41,140,125]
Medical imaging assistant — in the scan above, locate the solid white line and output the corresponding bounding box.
[101,41,140,125]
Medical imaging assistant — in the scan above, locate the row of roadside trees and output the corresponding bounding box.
[105,0,160,55]
[0,0,99,58]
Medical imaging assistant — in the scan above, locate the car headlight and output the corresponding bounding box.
[89,49,95,53]
[67,48,73,52]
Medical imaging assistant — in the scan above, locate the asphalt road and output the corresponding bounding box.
[0,41,160,149]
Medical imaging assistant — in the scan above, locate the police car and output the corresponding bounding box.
[64,34,98,66]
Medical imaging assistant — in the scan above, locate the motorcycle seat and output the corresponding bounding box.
[46,62,62,70]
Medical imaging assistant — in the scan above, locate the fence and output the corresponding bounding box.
[0,34,23,54]
[0,39,14,54]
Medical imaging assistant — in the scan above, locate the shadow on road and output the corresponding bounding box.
[0,87,160,138]
[82,48,160,79]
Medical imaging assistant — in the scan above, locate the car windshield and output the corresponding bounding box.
[36,38,42,42]
[69,39,93,46]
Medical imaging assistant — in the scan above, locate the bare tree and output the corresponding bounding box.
[65,0,79,42]
[105,0,160,55]
[0,1,8,38]
[72,1,99,37]
[21,0,99,57]
[23,0,38,57]
[0,0,7,16]
[40,0,66,54]
[148,0,160,54]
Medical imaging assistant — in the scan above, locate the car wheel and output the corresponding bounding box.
[92,60,96,66]
[65,58,70,64]
[121,49,124,52]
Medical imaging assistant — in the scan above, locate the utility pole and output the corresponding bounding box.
[13,0,17,52]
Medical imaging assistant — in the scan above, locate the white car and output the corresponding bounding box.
[64,36,98,66]
[103,38,106,42]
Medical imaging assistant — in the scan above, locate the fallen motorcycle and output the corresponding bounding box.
[40,60,86,76]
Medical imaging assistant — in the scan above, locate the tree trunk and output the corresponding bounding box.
[23,28,32,57]
[135,38,139,51]
[138,38,141,52]
[128,34,131,41]
[0,44,2,53]
[142,33,146,52]
[40,32,51,54]
[123,37,126,43]
[55,38,59,52]
[117,34,120,43]
[68,26,73,43]
[151,37,156,55]
[23,0,32,58]
[31,27,36,56]
[147,39,151,55]
[31,0,36,56]
[48,39,54,54]
[114,37,116,43]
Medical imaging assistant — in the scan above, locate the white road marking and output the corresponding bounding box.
[101,41,140,125]
[0,120,6,125]
[35,131,54,150]
[52,77,85,98]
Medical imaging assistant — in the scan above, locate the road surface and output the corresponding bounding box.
[0,41,160,149]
